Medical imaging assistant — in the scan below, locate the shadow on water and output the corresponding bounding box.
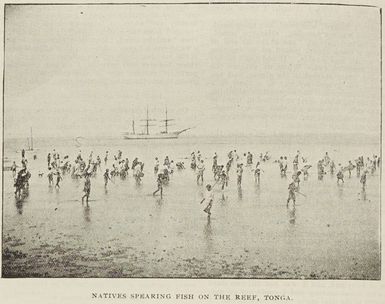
[218,193,228,204]
[359,189,367,201]
[203,216,213,253]
[287,205,296,225]
[254,183,260,199]
[83,205,91,223]
[15,199,24,215]
[337,183,343,199]
[156,197,163,207]
[237,186,243,201]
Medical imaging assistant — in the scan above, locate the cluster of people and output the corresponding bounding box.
[11,147,379,216]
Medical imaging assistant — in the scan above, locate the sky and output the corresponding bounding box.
[4,4,381,138]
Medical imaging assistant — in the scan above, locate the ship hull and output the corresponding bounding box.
[123,132,180,140]
[123,128,191,140]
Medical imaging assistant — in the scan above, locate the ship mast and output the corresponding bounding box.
[30,127,33,150]
[161,107,174,134]
[140,107,156,135]
[132,120,135,134]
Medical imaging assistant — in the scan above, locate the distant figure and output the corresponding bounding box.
[293,152,299,171]
[282,157,288,176]
[220,169,228,190]
[154,157,159,174]
[324,152,330,166]
[287,181,297,207]
[254,162,261,184]
[47,167,54,186]
[104,151,108,166]
[21,149,25,159]
[347,161,355,178]
[196,160,205,185]
[55,171,62,188]
[360,170,368,190]
[82,174,91,204]
[200,184,214,216]
[103,169,110,187]
[236,163,243,186]
[330,160,336,175]
[47,153,51,168]
[337,165,344,184]
[153,173,164,198]
[11,161,17,178]
[212,153,218,173]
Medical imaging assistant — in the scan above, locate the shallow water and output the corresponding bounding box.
[2,135,381,278]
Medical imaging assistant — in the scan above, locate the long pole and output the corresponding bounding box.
[165,108,168,133]
[30,127,33,150]
[146,107,149,135]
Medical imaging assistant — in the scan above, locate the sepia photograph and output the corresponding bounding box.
[1,2,381,281]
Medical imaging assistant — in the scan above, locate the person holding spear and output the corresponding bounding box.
[286,181,306,207]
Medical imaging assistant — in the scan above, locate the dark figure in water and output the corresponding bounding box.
[104,151,108,166]
[360,170,368,190]
[287,181,297,207]
[330,160,336,175]
[55,171,62,188]
[81,174,91,204]
[153,173,164,198]
[337,166,344,184]
[21,149,25,159]
[200,184,214,217]
[254,162,261,184]
[104,169,110,187]
[47,167,54,186]
[236,163,243,187]
[14,168,31,198]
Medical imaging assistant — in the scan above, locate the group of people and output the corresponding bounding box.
[11,148,379,216]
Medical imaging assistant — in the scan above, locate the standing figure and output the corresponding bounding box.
[236,163,244,186]
[11,161,17,179]
[200,184,214,216]
[153,173,164,198]
[360,170,368,190]
[47,167,54,186]
[196,160,205,185]
[55,170,62,188]
[254,162,261,184]
[337,165,344,184]
[81,174,91,204]
[104,169,110,187]
[287,181,297,207]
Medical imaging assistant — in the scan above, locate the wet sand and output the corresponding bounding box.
[2,137,381,279]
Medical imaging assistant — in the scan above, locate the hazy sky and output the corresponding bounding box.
[4,4,381,138]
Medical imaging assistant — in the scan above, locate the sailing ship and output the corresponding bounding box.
[123,108,191,140]
[16,127,36,153]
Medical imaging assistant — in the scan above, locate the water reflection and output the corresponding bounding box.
[203,216,213,252]
[287,206,296,225]
[83,205,91,223]
[337,184,343,199]
[237,187,243,201]
[15,200,24,215]
[360,189,367,201]
[254,183,260,200]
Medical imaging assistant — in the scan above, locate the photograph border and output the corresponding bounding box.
[1,0,382,281]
